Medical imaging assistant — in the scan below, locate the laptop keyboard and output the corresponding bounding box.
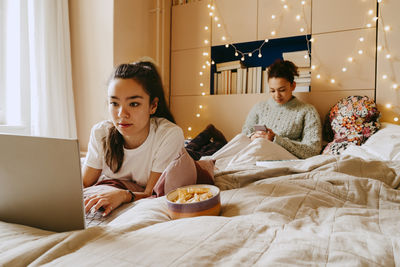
[85,209,107,227]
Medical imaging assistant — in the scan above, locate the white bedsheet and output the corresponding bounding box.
[1,154,400,266]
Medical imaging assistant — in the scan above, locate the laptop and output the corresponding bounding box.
[0,133,91,232]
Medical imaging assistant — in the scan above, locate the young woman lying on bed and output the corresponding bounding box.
[82,61,185,216]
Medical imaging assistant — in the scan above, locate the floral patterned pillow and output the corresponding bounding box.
[322,95,381,155]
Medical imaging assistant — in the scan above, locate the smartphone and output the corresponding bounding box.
[254,125,267,132]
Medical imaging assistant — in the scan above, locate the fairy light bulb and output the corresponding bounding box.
[386,103,392,108]
[202,52,208,56]
[304,54,308,59]
[225,44,229,48]
[359,37,365,42]
[310,38,314,42]
[300,27,305,32]
[296,15,301,20]
[311,65,316,70]
[330,79,335,84]
[386,54,391,59]
[258,53,262,58]
[188,127,192,131]
[378,45,383,51]
[265,39,269,43]
[221,36,226,41]
[204,40,209,44]
[241,56,245,61]
[235,52,239,57]
[271,15,276,19]
[206,61,210,66]
[382,74,388,79]
[211,61,215,65]
[248,52,252,57]
[271,31,276,36]
[199,71,203,75]
[283,4,288,9]
[301,1,306,5]
[358,50,363,55]
[196,114,200,118]
[202,65,206,69]
[217,24,221,27]
[199,105,203,109]
[393,84,398,89]
[211,5,215,10]
[200,83,204,87]
[209,12,213,16]
[204,26,209,30]
[342,67,347,72]
[201,92,206,96]
[394,117,399,122]
[348,57,353,62]
[316,74,321,79]
[384,25,390,31]
[214,17,219,21]
[207,4,211,8]
[368,9,373,15]
[366,23,372,27]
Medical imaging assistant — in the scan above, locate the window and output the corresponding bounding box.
[0,0,31,135]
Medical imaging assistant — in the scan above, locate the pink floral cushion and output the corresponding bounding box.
[322,96,381,155]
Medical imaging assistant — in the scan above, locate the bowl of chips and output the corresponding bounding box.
[165,184,221,219]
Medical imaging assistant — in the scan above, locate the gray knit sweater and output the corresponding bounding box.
[242,97,322,159]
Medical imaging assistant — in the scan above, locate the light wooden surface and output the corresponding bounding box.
[311,28,376,91]
[258,0,312,39]
[212,0,258,46]
[312,0,377,34]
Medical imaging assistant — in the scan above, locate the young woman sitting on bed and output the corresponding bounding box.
[204,60,322,170]
[242,59,322,159]
[83,61,184,216]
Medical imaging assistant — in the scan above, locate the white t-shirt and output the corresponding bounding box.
[84,117,184,187]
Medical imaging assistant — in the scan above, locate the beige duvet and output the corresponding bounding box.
[1,155,400,266]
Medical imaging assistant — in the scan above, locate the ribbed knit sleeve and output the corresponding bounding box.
[274,105,322,158]
[242,102,263,136]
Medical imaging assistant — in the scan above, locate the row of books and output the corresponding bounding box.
[212,60,311,95]
[172,0,200,5]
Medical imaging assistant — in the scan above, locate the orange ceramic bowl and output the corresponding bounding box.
[166,184,221,220]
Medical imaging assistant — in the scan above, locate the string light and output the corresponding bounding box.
[188,127,192,131]
[201,0,398,123]
[199,105,203,109]
[196,113,200,118]
[395,117,399,122]
[386,103,392,108]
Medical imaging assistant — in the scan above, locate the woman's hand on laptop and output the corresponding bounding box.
[84,188,132,216]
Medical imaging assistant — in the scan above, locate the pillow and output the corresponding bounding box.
[357,122,400,160]
[322,95,381,155]
[153,147,215,197]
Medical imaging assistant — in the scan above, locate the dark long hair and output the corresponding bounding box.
[103,61,174,173]
[267,59,299,84]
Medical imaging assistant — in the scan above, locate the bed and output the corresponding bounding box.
[1,123,400,266]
